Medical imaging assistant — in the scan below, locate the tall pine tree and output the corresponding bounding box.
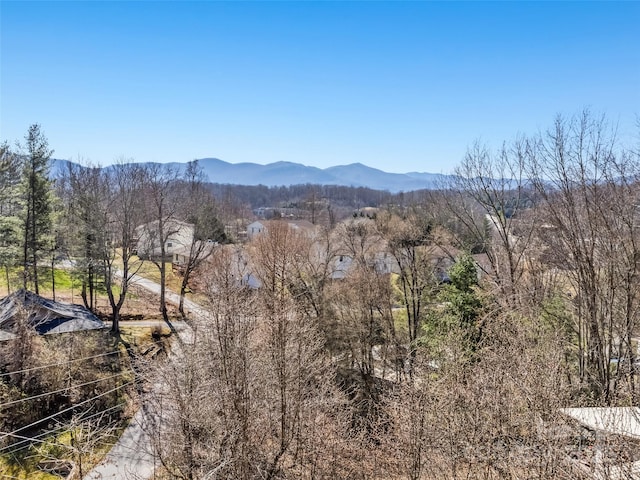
[0,143,22,293]
[21,124,53,294]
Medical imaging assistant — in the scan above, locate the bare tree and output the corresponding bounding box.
[140,163,182,327]
[175,160,226,317]
[146,236,343,479]
[440,138,536,307]
[102,162,148,333]
[330,218,393,377]
[250,221,335,479]
[528,111,640,402]
[376,210,438,379]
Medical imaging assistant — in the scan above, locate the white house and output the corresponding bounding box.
[135,219,195,260]
[245,219,317,241]
[246,221,266,240]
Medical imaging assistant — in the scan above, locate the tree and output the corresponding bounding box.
[20,124,54,294]
[287,225,338,330]
[140,163,181,327]
[250,221,333,479]
[102,162,148,333]
[57,162,109,310]
[527,111,640,402]
[330,218,393,377]
[145,246,256,480]
[377,210,437,378]
[439,252,483,356]
[175,160,226,317]
[0,143,22,294]
[442,139,535,307]
[147,237,343,479]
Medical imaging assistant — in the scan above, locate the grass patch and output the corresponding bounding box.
[40,268,83,290]
[1,267,86,297]
[2,258,185,301]
[132,258,183,292]
[119,325,172,346]
[392,307,409,337]
[0,456,60,480]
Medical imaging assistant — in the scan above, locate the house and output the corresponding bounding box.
[246,221,266,240]
[331,255,354,280]
[193,244,262,291]
[172,240,217,274]
[246,219,317,241]
[135,219,194,260]
[0,289,106,337]
[284,219,316,235]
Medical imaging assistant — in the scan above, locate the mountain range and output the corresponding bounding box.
[52,158,453,193]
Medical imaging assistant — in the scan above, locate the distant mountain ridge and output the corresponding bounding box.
[51,158,453,193]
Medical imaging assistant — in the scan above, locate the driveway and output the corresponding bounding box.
[84,275,200,479]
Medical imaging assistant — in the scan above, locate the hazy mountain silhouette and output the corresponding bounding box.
[51,158,452,193]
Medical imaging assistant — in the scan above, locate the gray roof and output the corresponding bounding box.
[0,290,106,336]
[561,407,640,439]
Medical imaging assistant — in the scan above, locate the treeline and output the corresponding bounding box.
[208,183,394,211]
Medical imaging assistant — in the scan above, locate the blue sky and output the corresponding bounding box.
[1,1,638,174]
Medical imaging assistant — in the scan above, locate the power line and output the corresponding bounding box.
[0,381,133,442]
[0,403,125,454]
[0,402,126,456]
[0,401,127,455]
[1,403,124,454]
[0,372,128,409]
[0,349,124,379]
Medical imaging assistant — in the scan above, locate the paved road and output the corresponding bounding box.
[103,320,190,330]
[84,275,201,479]
[83,407,157,480]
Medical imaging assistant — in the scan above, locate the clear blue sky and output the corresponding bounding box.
[1,1,638,174]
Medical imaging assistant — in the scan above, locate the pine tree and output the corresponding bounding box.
[20,124,53,294]
[0,143,22,293]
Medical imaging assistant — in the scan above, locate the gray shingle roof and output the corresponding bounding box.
[0,289,106,336]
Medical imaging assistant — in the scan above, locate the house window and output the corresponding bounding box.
[167,242,173,248]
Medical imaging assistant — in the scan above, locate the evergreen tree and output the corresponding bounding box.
[441,252,483,352]
[0,143,22,293]
[20,124,53,294]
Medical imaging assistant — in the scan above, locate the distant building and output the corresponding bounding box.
[245,219,317,241]
[246,221,266,240]
[172,240,217,274]
[135,219,194,260]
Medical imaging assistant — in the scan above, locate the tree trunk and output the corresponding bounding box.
[179,269,192,318]
[4,266,10,295]
[51,254,56,301]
